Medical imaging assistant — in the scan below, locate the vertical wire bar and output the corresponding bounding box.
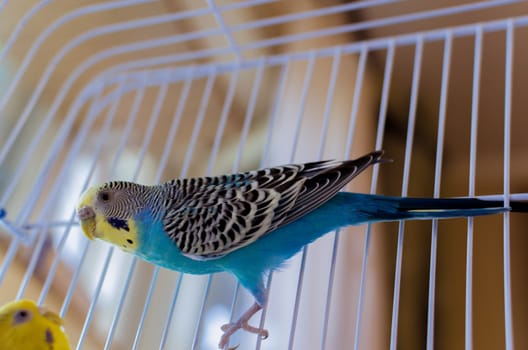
[354,40,395,350]
[132,268,160,350]
[318,48,342,158]
[466,25,483,350]
[159,273,185,350]
[181,70,217,177]
[224,283,242,350]
[132,80,170,178]
[232,59,265,171]
[287,51,317,350]
[290,52,316,159]
[154,74,195,179]
[191,277,214,350]
[371,42,395,213]
[76,247,115,350]
[103,259,138,349]
[503,19,514,350]
[205,68,240,175]
[15,228,47,299]
[255,276,273,350]
[390,36,424,350]
[255,62,291,350]
[0,239,20,284]
[261,61,290,166]
[60,240,90,316]
[344,45,369,155]
[318,48,343,350]
[427,30,453,350]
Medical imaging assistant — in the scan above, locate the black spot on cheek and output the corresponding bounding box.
[45,328,54,344]
[126,239,134,244]
[107,218,130,231]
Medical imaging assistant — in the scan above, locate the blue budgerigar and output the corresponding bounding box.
[76,150,526,348]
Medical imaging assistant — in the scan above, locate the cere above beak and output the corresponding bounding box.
[78,207,95,221]
[77,206,96,240]
[38,306,64,326]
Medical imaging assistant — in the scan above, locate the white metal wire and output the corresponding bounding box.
[288,51,316,350]
[503,19,515,350]
[1,2,528,350]
[319,48,342,350]
[390,34,424,350]
[427,29,452,350]
[465,24,483,350]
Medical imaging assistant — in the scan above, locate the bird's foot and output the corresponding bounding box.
[218,302,268,349]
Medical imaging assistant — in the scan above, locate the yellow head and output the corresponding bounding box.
[0,299,71,350]
[77,182,148,253]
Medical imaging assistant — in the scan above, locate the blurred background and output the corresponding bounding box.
[0,1,528,349]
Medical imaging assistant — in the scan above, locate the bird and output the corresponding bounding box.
[76,150,526,348]
[0,299,71,350]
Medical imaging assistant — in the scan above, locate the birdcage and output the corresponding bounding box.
[1,1,528,349]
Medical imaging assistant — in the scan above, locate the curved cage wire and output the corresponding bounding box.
[1,1,528,349]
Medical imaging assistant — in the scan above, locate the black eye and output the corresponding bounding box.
[13,309,31,324]
[99,191,111,202]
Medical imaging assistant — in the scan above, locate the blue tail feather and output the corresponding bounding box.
[226,192,521,272]
[221,191,525,303]
[346,192,528,222]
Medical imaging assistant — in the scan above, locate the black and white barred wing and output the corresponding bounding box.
[162,151,386,259]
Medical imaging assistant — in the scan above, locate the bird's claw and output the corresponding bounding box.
[218,302,267,348]
[218,320,268,349]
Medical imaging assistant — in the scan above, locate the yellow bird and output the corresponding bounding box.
[0,299,71,350]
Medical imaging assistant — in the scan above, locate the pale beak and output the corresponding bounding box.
[77,206,96,240]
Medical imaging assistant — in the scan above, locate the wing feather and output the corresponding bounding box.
[162,150,387,259]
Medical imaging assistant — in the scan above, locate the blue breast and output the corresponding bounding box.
[134,211,223,274]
